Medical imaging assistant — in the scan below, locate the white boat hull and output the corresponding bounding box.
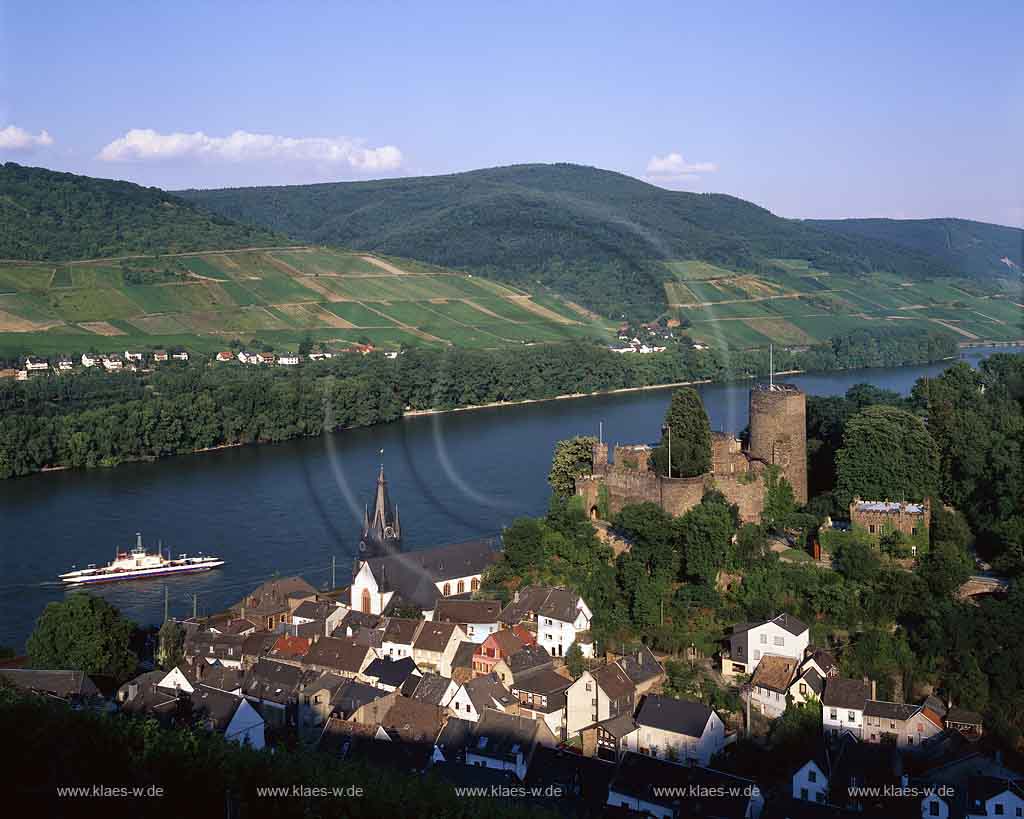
[61,560,224,585]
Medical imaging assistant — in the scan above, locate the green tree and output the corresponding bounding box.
[565,643,586,679]
[548,436,597,498]
[763,467,796,530]
[920,540,973,598]
[650,388,712,478]
[157,619,185,670]
[832,530,881,585]
[835,405,939,507]
[26,593,137,681]
[675,499,735,582]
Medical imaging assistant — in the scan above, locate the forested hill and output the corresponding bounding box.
[0,163,284,261]
[177,163,964,318]
[807,217,1023,280]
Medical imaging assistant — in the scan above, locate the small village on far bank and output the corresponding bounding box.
[4,371,1019,819]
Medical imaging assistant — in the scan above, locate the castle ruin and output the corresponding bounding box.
[574,383,808,525]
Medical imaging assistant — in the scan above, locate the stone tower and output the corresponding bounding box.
[359,465,402,558]
[748,383,808,505]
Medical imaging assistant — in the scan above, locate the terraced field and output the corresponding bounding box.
[663,259,1022,349]
[0,247,612,357]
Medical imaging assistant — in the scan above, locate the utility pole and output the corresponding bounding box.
[769,343,774,389]
[163,585,169,623]
[666,424,672,478]
[331,554,336,590]
[599,420,603,445]
[192,593,198,619]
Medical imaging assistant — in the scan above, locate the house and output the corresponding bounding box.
[303,636,376,680]
[946,707,985,738]
[450,640,477,685]
[216,351,234,362]
[492,643,555,687]
[606,753,763,819]
[124,350,143,362]
[375,697,448,772]
[257,352,274,364]
[618,645,666,696]
[863,700,943,748]
[24,356,49,371]
[308,351,334,361]
[81,352,100,367]
[850,496,930,541]
[172,351,189,361]
[330,679,397,723]
[789,735,902,815]
[499,585,595,658]
[565,662,636,738]
[241,632,279,668]
[241,659,307,726]
[413,621,467,677]
[266,634,311,663]
[0,669,103,706]
[56,358,73,371]
[182,663,242,694]
[361,657,420,692]
[101,354,124,371]
[466,709,558,781]
[965,777,1024,819]
[190,684,266,749]
[510,667,572,740]
[449,673,517,722]
[350,538,500,616]
[622,694,726,767]
[434,598,501,644]
[234,576,318,631]
[787,648,836,708]
[524,746,619,817]
[152,350,168,362]
[183,630,246,669]
[433,716,476,764]
[750,655,801,718]
[381,617,422,660]
[403,672,458,708]
[291,599,346,635]
[277,354,300,365]
[473,629,525,679]
[723,613,810,678]
[206,615,258,637]
[591,713,638,762]
[237,351,255,363]
[822,678,873,739]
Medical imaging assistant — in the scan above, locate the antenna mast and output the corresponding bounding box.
[769,344,774,390]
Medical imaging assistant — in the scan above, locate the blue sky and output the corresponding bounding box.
[2,1,1021,225]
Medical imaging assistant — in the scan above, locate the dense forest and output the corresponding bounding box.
[486,354,1024,771]
[807,216,1024,280]
[0,163,284,260]
[177,163,966,318]
[0,327,956,480]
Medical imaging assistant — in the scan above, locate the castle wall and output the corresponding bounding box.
[748,385,808,505]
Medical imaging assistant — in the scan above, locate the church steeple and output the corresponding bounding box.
[359,464,402,558]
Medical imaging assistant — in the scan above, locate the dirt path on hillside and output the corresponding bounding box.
[0,310,63,332]
[930,319,979,339]
[360,256,409,276]
[507,295,577,325]
[293,277,345,302]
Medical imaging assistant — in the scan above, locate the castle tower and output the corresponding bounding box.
[359,465,402,558]
[748,383,808,505]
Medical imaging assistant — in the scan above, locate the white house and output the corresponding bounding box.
[723,613,809,678]
[465,709,557,781]
[448,673,516,723]
[749,654,800,718]
[57,358,73,371]
[412,621,466,677]
[81,353,100,367]
[24,356,48,371]
[499,585,594,659]
[101,355,123,371]
[308,351,334,361]
[565,662,635,738]
[193,686,265,750]
[434,599,501,644]
[278,355,300,365]
[822,677,873,739]
[124,350,143,362]
[216,351,234,362]
[792,757,828,805]
[172,351,189,361]
[291,599,346,636]
[621,694,726,767]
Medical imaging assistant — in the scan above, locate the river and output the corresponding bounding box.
[0,346,1014,649]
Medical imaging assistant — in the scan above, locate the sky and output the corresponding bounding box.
[1,1,1022,226]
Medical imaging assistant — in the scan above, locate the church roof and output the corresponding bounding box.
[361,465,401,556]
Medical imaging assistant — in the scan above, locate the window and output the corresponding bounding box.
[773,636,784,646]
[754,650,761,661]
[890,720,896,729]
[585,683,591,692]
[361,588,371,614]
[929,802,940,817]
[457,580,465,594]
[808,770,817,783]
[471,578,480,592]
[912,527,918,536]
[816,792,824,804]
[848,711,856,722]
[907,736,914,745]
[993,805,1003,816]
[443,583,451,596]
[800,788,808,801]
[869,524,876,534]
[799,684,807,696]
[760,633,767,644]
[829,709,837,720]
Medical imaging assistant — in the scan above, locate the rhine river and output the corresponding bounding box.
[0,346,1014,649]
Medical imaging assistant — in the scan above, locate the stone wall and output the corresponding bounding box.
[850,497,931,538]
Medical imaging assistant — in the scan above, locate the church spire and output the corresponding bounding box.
[358,464,402,557]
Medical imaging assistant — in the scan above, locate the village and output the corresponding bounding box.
[1,456,1014,819]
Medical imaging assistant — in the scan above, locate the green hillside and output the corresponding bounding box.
[177,163,969,319]
[0,162,284,261]
[807,217,1023,280]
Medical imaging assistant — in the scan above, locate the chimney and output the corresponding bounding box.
[637,650,643,664]
[513,590,520,604]
[871,679,877,700]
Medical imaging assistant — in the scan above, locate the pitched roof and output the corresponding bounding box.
[268,634,310,660]
[362,657,420,688]
[192,664,243,693]
[331,680,391,717]
[340,609,381,631]
[513,668,572,696]
[463,673,515,713]
[731,612,808,638]
[318,716,379,756]
[796,667,825,697]
[484,629,525,657]
[434,717,476,759]
[822,678,872,710]
[190,684,246,731]
[591,662,635,700]
[381,697,446,744]
[499,585,584,625]
[618,645,665,686]
[362,539,500,610]
[806,648,839,674]
[413,621,459,653]
[235,576,317,616]
[608,753,755,817]
[864,700,921,721]
[241,659,306,705]
[598,712,639,739]
[406,672,453,707]
[241,632,278,658]
[292,600,340,621]
[635,694,714,738]
[435,598,501,625]
[470,709,545,762]
[451,640,477,671]
[946,707,984,726]
[382,617,422,645]
[0,669,101,700]
[303,636,371,674]
[751,654,800,694]
[505,644,554,676]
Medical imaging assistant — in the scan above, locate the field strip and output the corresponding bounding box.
[360,256,410,276]
[78,321,127,336]
[930,319,979,338]
[668,291,842,308]
[360,303,446,343]
[507,295,577,324]
[0,310,63,332]
[461,299,504,320]
[972,311,1005,324]
[306,304,355,328]
[295,277,345,301]
[264,254,306,277]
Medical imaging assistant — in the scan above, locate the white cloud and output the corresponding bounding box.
[646,151,717,178]
[98,129,402,170]
[0,125,54,151]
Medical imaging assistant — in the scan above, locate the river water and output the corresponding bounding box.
[0,346,1014,649]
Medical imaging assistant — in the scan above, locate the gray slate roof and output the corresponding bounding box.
[241,659,306,705]
[0,669,101,700]
[363,657,419,688]
[822,677,872,710]
[471,709,546,762]
[864,700,921,721]
[499,585,583,625]
[619,645,665,685]
[406,672,453,706]
[463,673,515,712]
[634,694,714,738]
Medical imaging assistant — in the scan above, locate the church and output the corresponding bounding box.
[349,466,500,617]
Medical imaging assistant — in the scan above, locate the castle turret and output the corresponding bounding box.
[748,383,807,505]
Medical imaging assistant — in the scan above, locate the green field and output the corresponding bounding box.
[0,246,607,355]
